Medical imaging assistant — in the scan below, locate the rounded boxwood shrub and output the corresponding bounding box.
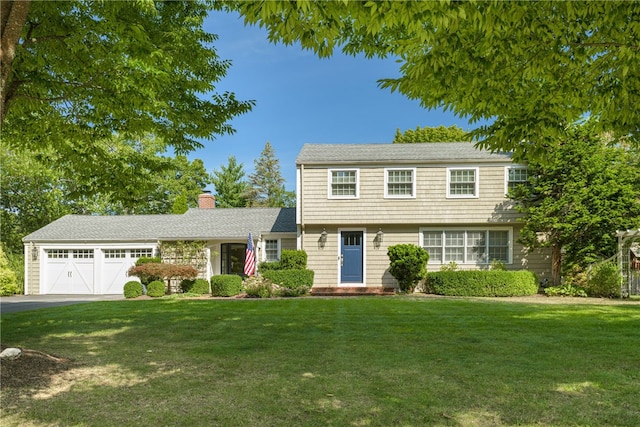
[586,262,621,298]
[180,279,195,293]
[279,250,307,270]
[147,280,166,297]
[426,270,538,297]
[191,278,210,295]
[123,281,143,299]
[211,274,243,297]
[388,244,429,293]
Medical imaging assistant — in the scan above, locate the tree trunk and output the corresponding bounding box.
[551,244,562,286]
[0,0,31,127]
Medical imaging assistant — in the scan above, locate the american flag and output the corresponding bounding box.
[244,232,256,276]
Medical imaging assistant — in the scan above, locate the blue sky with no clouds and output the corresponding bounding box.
[192,9,477,191]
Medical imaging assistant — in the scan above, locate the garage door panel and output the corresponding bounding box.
[45,249,94,294]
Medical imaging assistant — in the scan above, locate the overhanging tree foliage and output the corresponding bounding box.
[231,1,640,157]
[393,125,472,143]
[1,0,253,181]
[509,121,640,285]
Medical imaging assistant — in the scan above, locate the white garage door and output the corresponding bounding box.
[101,248,153,294]
[45,249,95,294]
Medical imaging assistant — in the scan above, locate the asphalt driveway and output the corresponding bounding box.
[1,295,125,314]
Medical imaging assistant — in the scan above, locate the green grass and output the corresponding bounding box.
[2,297,639,426]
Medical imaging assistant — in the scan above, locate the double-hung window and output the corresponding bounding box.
[505,166,529,194]
[421,229,511,264]
[264,239,280,262]
[385,168,416,198]
[329,169,359,199]
[447,167,479,198]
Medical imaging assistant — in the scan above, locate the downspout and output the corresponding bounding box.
[23,242,29,295]
[297,164,303,250]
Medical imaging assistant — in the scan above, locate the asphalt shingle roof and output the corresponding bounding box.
[296,142,512,164]
[23,208,296,243]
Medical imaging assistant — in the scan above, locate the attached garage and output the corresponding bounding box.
[22,205,297,295]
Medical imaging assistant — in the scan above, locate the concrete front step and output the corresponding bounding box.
[311,287,396,296]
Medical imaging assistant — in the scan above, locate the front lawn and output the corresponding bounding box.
[1,297,639,426]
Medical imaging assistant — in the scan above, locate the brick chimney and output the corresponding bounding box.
[198,191,215,209]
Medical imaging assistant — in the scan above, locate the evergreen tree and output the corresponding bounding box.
[211,156,250,208]
[248,142,295,207]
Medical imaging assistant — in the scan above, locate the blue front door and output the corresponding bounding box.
[341,231,363,283]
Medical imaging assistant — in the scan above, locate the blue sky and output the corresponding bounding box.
[192,10,476,191]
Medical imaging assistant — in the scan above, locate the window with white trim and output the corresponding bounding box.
[447,168,478,198]
[73,249,94,259]
[385,168,416,198]
[131,248,153,259]
[104,249,126,259]
[421,229,511,264]
[506,166,529,193]
[264,239,279,262]
[329,169,359,198]
[47,250,68,259]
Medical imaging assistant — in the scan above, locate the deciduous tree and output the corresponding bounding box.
[393,125,472,143]
[232,1,640,156]
[1,0,253,192]
[510,121,640,285]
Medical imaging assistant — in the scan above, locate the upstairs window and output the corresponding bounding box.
[385,168,416,198]
[329,169,359,199]
[447,168,478,198]
[506,166,529,194]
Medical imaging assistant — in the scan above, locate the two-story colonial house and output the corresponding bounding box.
[22,142,550,295]
[295,143,550,292]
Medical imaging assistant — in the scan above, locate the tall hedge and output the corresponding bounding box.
[426,270,538,297]
[279,250,307,270]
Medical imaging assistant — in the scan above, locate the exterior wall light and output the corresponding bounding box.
[31,244,38,261]
[375,228,384,248]
[319,228,328,248]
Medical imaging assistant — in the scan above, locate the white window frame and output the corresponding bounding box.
[384,167,416,199]
[328,168,360,199]
[420,228,513,265]
[447,167,479,198]
[505,165,529,195]
[262,239,281,262]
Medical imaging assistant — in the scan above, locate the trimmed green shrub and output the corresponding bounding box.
[135,256,161,266]
[586,262,622,298]
[123,281,144,298]
[211,274,243,297]
[279,250,307,270]
[243,276,275,298]
[544,284,587,297]
[180,279,195,292]
[388,244,429,293]
[257,261,282,272]
[261,269,314,296]
[180,278,210,294]
[147,280,166,297]
[426,270,538,297]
